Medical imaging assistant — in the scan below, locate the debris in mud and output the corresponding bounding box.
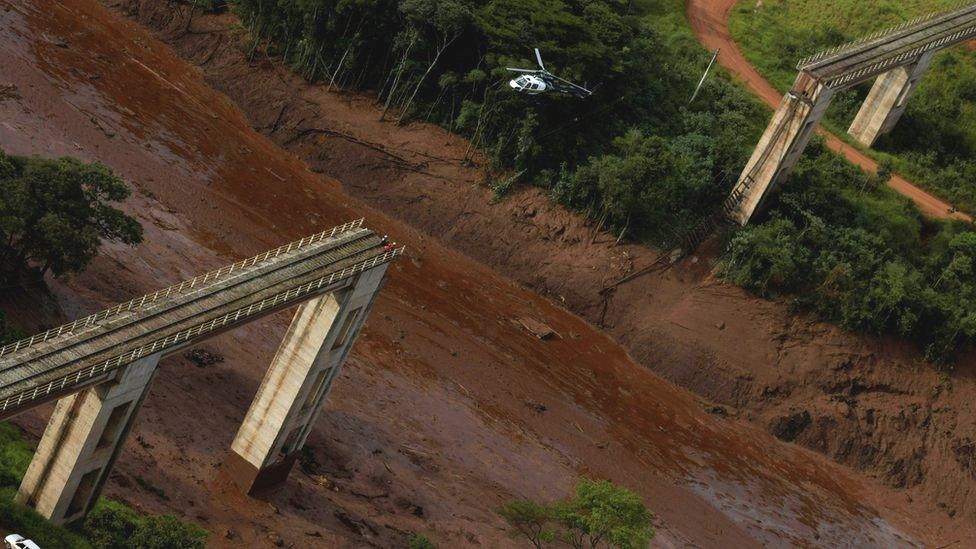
[770,410,812,442]
[90,115,116,138]
[524,400,548,413]
[185,347,224,367]
[313,475,333,489]
[517,317,561,340]
[334,510,378,537]
[953,438,976,477]
[46,35,69,48]
[0,83,18,101]
[706,405,729,417]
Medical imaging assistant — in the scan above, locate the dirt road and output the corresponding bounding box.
[1,0,955,545]
[96,0,976,543]
[686,0,973,223]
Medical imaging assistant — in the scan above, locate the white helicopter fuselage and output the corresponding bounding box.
[509,74,548,94]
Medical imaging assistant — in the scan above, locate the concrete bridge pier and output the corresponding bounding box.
[224,266,388,494]
[848,51,935,147]
[15,354,161,524]
[730,72,835,225]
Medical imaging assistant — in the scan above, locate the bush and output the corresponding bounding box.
[408,533,435,549]
[724,141,976,363]
[0,423,206,548]
[84,500,206,549]
[498,478,653,549]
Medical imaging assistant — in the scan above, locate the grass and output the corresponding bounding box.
[0,422,205,547]
[728,0,976,215]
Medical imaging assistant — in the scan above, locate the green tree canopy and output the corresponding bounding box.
[498,478,654,548]
[0,149,142,283]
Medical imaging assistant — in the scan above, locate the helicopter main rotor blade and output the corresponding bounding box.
[506,68,537,73]
[535,48,546,71]
[549,74,592,95]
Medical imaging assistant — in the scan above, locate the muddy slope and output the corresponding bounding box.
[107,0,976,528]
[0,0,957,546]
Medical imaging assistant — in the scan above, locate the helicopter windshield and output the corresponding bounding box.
[515,76,530,86]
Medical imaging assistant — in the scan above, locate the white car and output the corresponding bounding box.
[4,534,40,549]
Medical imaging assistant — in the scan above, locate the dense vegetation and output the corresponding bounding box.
[498,478,654,548]
[726,139,976,363]
[729,0,976,214]
[231,0,976,361]
[0,149,142,285]
[233,0,768,242]
[0,422,206,547]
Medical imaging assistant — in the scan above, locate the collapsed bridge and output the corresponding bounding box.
[0,219,401,524]
[729,2,976,225]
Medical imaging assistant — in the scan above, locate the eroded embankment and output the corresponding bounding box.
[104,0,976,533]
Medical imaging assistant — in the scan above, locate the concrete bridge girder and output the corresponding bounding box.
[2,221,398,524]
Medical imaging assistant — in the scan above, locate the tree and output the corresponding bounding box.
[498,499,556,548]
[396,0,470,124]
[555,479,654,549]
[0,150,142,283]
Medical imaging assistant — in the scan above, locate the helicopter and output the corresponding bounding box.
[507,49,593,99]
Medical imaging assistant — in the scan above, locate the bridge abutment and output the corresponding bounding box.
[15,354,161,524]
[730,73,835,225]
[224,266,387,494]
[848,51,935,147]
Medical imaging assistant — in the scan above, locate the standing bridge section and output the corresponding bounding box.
[0,219,402,524]
[728,3,976,225]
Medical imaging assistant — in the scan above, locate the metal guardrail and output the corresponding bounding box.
[824,24,976,88]
[796,2,976,69]
[0,219,366,359]
[0,246,403,416]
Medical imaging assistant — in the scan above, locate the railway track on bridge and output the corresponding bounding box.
[0,220,403,419]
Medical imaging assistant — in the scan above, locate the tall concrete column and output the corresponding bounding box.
[16,354,161,524]
[729,72,835,225]
[225,265,388,494]
[848,51,935,147]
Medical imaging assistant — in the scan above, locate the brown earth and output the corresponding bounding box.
[686,0,973,223]
[0,0,974,546]
[105,0,976,533]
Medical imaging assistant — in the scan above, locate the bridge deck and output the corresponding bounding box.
[0,220,402,419]
[799,3,976,88]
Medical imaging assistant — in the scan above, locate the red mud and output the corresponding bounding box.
[686,0,973,223]
[0,0,974,546]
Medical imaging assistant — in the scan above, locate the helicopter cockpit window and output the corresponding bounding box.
[515,76,528,87]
